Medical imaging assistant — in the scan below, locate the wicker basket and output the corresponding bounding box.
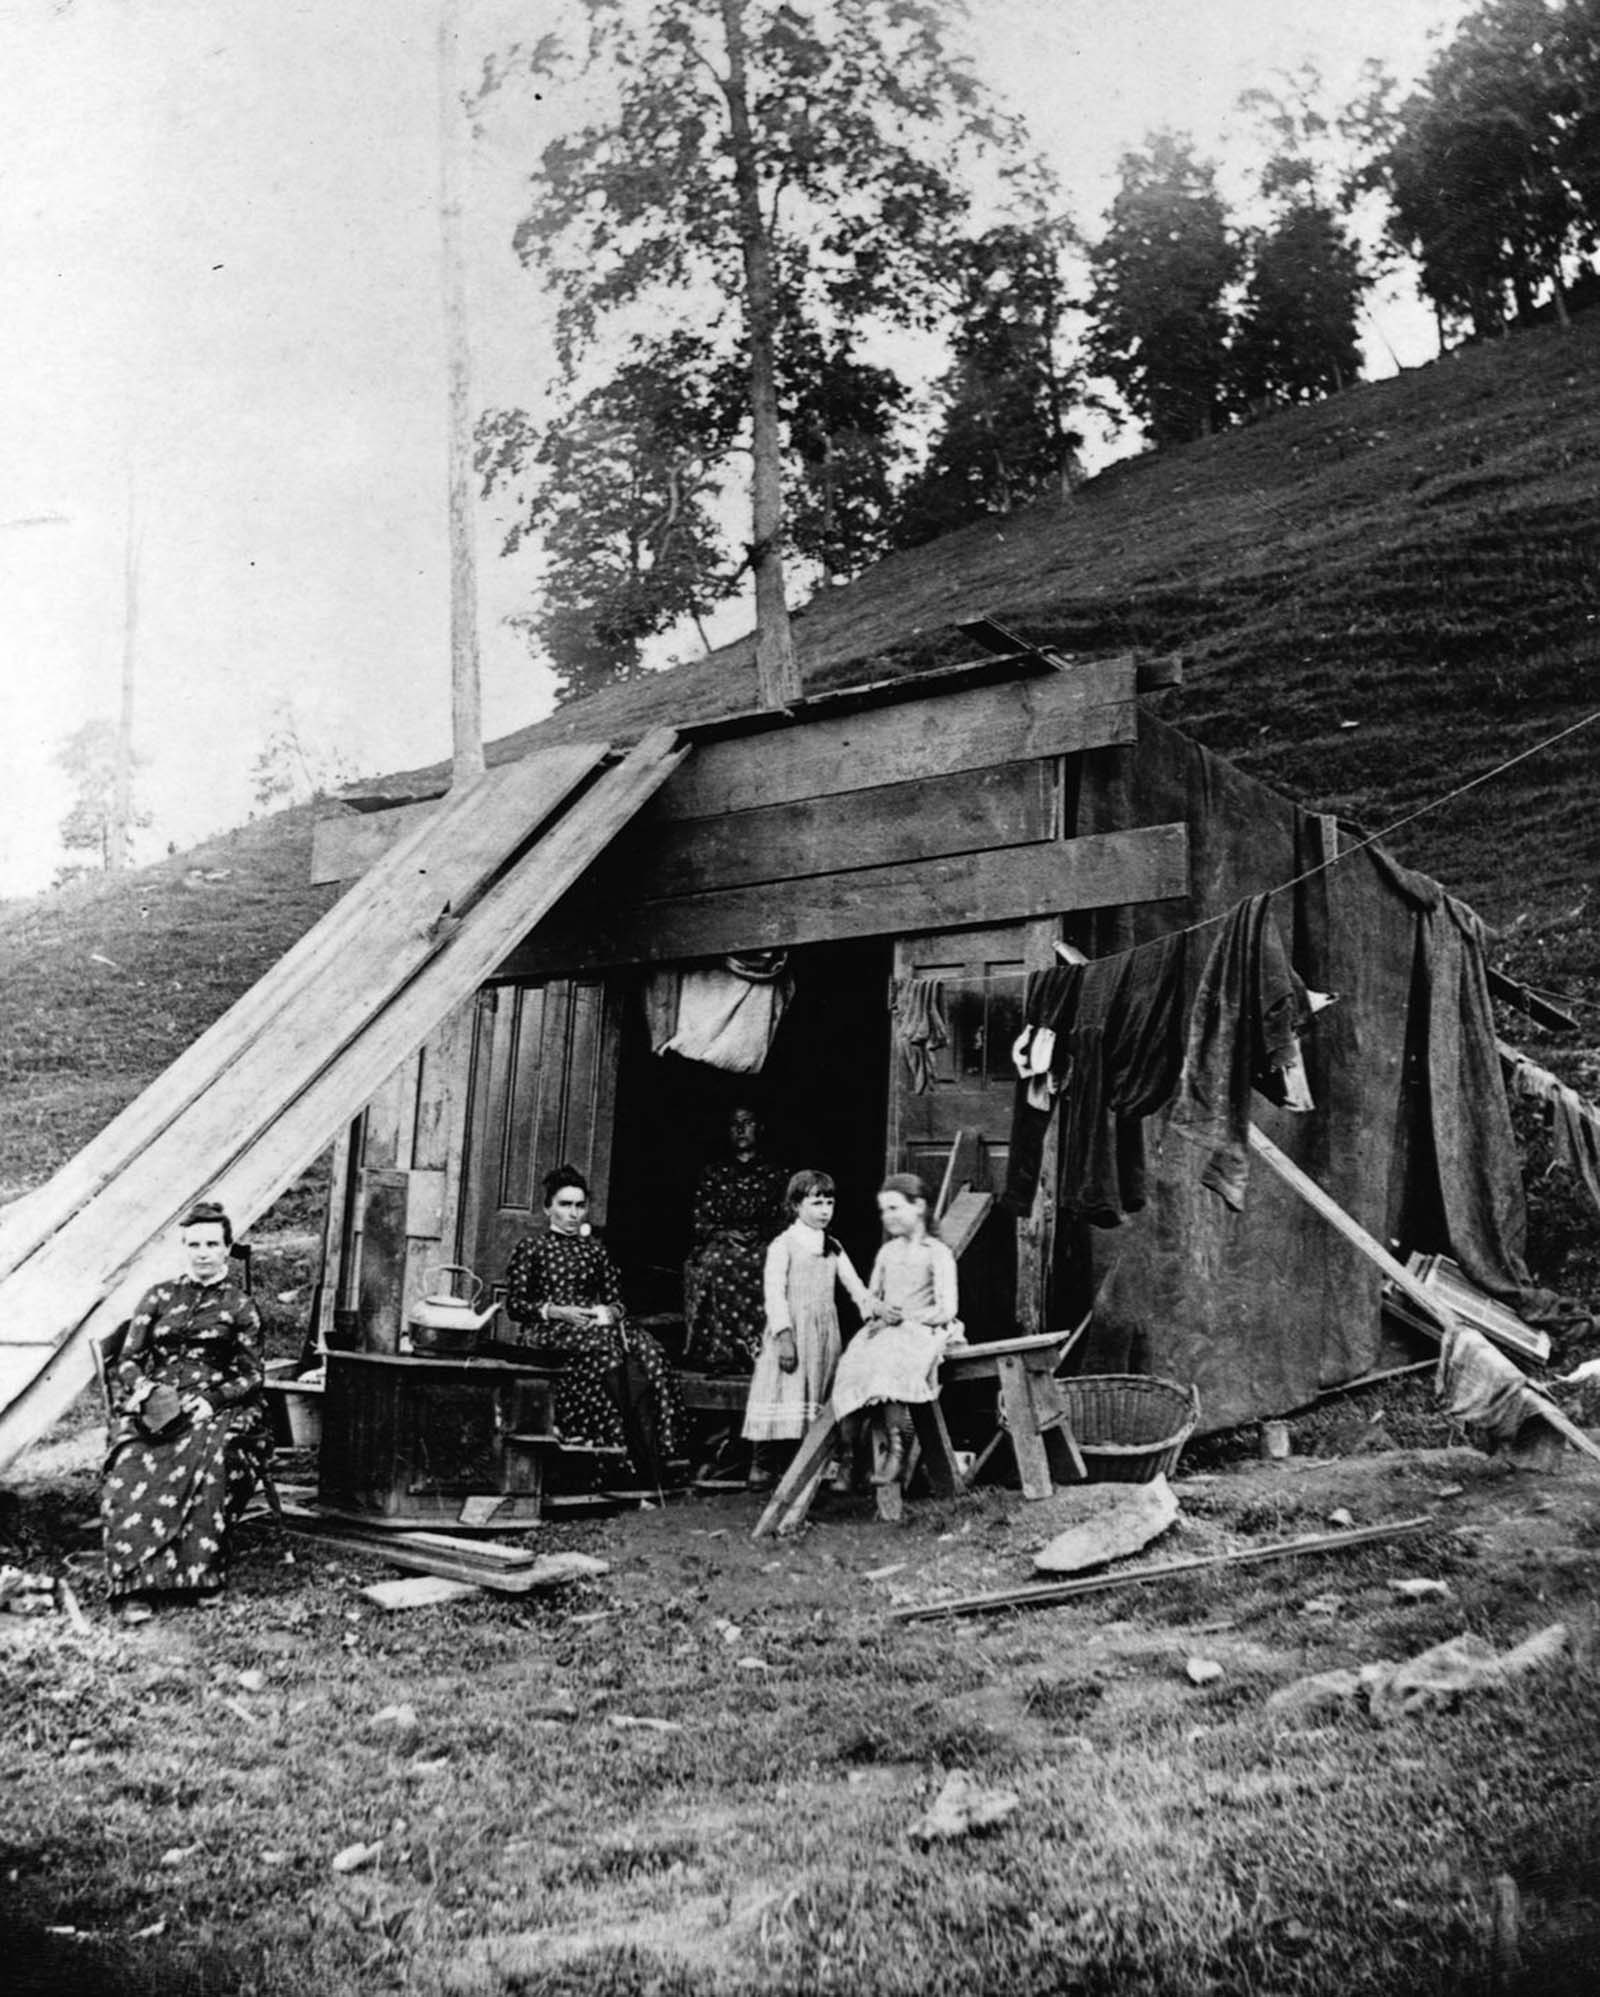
[1055,1373,1200,1483]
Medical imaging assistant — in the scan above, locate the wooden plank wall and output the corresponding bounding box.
[495,662,1190,979]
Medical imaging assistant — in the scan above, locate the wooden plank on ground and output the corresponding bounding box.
[653,660,1136,821]
[0,744,608,1292]
[614,762,1057,901]
[892,1514,1437,1621]
[363,1575,484,1610]
[0,733,686,1474]
[508,824,1190,975]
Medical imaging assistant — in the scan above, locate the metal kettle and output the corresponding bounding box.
[408,1264,501,1354]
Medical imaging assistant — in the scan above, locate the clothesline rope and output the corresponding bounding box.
[912,701,1600,986]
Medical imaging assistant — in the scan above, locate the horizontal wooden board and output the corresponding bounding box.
[654,659,1136,822]
[608,760,1058,902]
[311,797,441,887]
[504,823,1189,974]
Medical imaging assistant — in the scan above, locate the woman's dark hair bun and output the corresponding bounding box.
[179,1198,234,1246]
[542,1164,589,1206]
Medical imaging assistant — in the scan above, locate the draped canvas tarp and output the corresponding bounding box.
[1068,718,1533,1432]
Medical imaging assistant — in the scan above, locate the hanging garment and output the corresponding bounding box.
[1503,1042,1600,1225]
[1002,936,1189,1225]
[891,976,949,1094]
[1168,894,1312,1212]
[646,955,794,1074]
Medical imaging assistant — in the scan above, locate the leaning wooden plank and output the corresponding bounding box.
[655,662,1134,822]
[935,1129,985,1221]
[1246,1124,1454,1333]
[0,733,686,1472]
[514,824,1191,975]
[892,1515,1436,1622]
[0,743,609,1291]
[941,1190,994,1262]
[1253,1124,1600,1471]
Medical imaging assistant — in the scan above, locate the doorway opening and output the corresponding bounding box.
[603,938,894,1314]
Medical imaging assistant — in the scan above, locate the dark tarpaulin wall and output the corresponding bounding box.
[1066,716,1528,1432]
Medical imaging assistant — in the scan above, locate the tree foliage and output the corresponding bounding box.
[894,218,1080,546]
[1351,0,1600,339]
[479,336,744,701]
[479,0,1047,700]
[1085,131,1240,447]
[250,701,358,811]
[1232,70,1365,407]
[54,718,149,882]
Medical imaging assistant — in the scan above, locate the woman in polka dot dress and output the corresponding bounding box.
[100,1200,273,1618]
[505,1166,685,1487]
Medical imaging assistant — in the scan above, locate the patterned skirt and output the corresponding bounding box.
[101,1413,272,1600]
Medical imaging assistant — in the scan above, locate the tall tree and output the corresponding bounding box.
[479,337,742,703]
[1086,132,1239,447]
[895,217,1079,546]
[1351,0,1587,340]
[1232,70,1366,406]
[481,0,1037,704]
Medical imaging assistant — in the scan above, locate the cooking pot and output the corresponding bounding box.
[408,1264,501,1356]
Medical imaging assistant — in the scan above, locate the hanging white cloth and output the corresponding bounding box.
[646,952,793,1075]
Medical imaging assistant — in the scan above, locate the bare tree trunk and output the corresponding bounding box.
[440,0,485,785]
[109,490,140,872]
[717,0,802,711]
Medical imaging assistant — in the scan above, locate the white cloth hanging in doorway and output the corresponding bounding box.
[646,952,794,1074]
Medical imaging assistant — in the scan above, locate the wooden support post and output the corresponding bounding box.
[996,1353,1054,1498]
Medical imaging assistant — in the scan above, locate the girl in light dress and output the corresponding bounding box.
[742,1169,870,1488]
[832,1173,963,1490]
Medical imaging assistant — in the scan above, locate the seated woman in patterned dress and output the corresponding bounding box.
[684,1104,789,1372]
[100,1199,273,1622]
[504,1165,686,1492]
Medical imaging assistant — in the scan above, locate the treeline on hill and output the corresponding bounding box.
[473,0,1600,705]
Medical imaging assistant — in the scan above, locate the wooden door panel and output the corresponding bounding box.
[466,979,622,1288]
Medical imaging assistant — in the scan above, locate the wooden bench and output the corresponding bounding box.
[751,1326,1089,1539]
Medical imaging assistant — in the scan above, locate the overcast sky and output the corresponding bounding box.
[0,0,1467,895]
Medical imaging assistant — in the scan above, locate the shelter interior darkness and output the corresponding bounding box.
[604,939,894,1315]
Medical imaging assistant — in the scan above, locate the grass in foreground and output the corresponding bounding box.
[4,1448,1600,1995]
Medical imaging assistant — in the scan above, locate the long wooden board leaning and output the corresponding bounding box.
[0,732,687,1474]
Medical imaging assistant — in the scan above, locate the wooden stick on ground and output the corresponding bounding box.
[891,1514,1435,1623]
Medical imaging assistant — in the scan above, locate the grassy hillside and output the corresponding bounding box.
[0,808,332,1197]
[1,314,1595,1199]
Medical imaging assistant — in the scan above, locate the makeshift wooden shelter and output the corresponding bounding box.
[0,623,1552,1477]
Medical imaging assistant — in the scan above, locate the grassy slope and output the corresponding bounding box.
[1,316,1595,1196]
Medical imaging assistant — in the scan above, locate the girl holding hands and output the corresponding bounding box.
[742,1170,869,1489]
